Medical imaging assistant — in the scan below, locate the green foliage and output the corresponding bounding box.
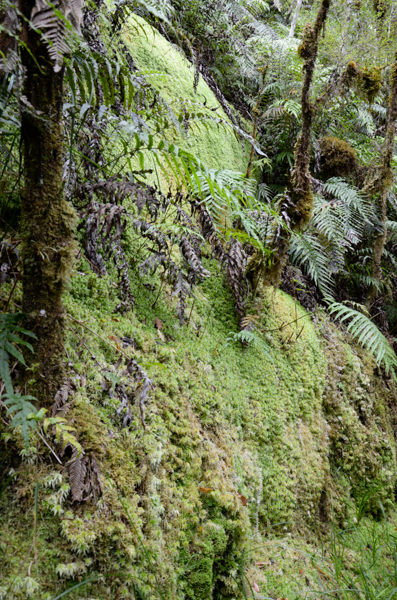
[289,178,377,297]
[0,313,38,447]
[3,392,39,448]
[226,328,273,360]
[328,301,397,376]
[290,232,335,296]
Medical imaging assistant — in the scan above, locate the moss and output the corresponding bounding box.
[121,15,249,182]
[297,23,316,60]
[2,263,397,598]
[343,60,361,86]
[360,66,382,104]
[319,136,357,179]
[342,61,382,104]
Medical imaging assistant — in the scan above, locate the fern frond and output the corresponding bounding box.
[0,313,38,446]
[226,328,273,360]
[328,302,397,375]
[31,0,84,71]
[289,233,335,297]
[3,392,39,447]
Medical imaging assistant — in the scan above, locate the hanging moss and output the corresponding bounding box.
[319,136,357,179]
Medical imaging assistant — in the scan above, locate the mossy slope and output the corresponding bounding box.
[122,16,248,174]
[1,19,396,600]
[1,259,396,599]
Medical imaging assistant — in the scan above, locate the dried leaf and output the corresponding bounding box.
[155,317,163,330]
[108,335,122,349]
[252,581,260,593]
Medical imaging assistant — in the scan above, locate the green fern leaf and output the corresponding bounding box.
[3,392,38,447]
[0,313,38,446]
[328,302,397,375]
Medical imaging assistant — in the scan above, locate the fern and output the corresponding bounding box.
[290,232,336,297]
[31,0,84,72]
[290,178,380,299]
[3,391,39,447]
[0,313,38,446]
[328,302,397,376]
[226,328,273,360]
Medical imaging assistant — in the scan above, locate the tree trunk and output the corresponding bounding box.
[366,56,397,308]
[289,0,303,38]
[19,0,77,405]
[258,0,330,287]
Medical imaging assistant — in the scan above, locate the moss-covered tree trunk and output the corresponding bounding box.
[260,0,330,286]
[366,57,397,308]
[19,0,77,405]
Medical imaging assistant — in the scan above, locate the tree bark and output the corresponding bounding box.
[19,0,77,405]
[366,56,397,308]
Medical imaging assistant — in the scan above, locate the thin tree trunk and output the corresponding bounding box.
[289,0,303,38]
[259,0,331,286]
[19,0,77,405]
[366,56,397,308]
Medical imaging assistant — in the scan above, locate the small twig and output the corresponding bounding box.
[263,311,312,333]
[151,278,165,309]
[33,482,39,563]
[82,253,105,274]
[67,326,101,366]
[37,430,63,465]
[4,270,21,312]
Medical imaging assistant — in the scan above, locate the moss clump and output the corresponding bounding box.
[360,66,382,104]
[319,136,357,179]
[181,520,229,600]
[298,24,316,60]
[343,60,361,86]
[342,62,382,104]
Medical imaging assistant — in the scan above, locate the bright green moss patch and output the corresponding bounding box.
[122,15,249,174]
